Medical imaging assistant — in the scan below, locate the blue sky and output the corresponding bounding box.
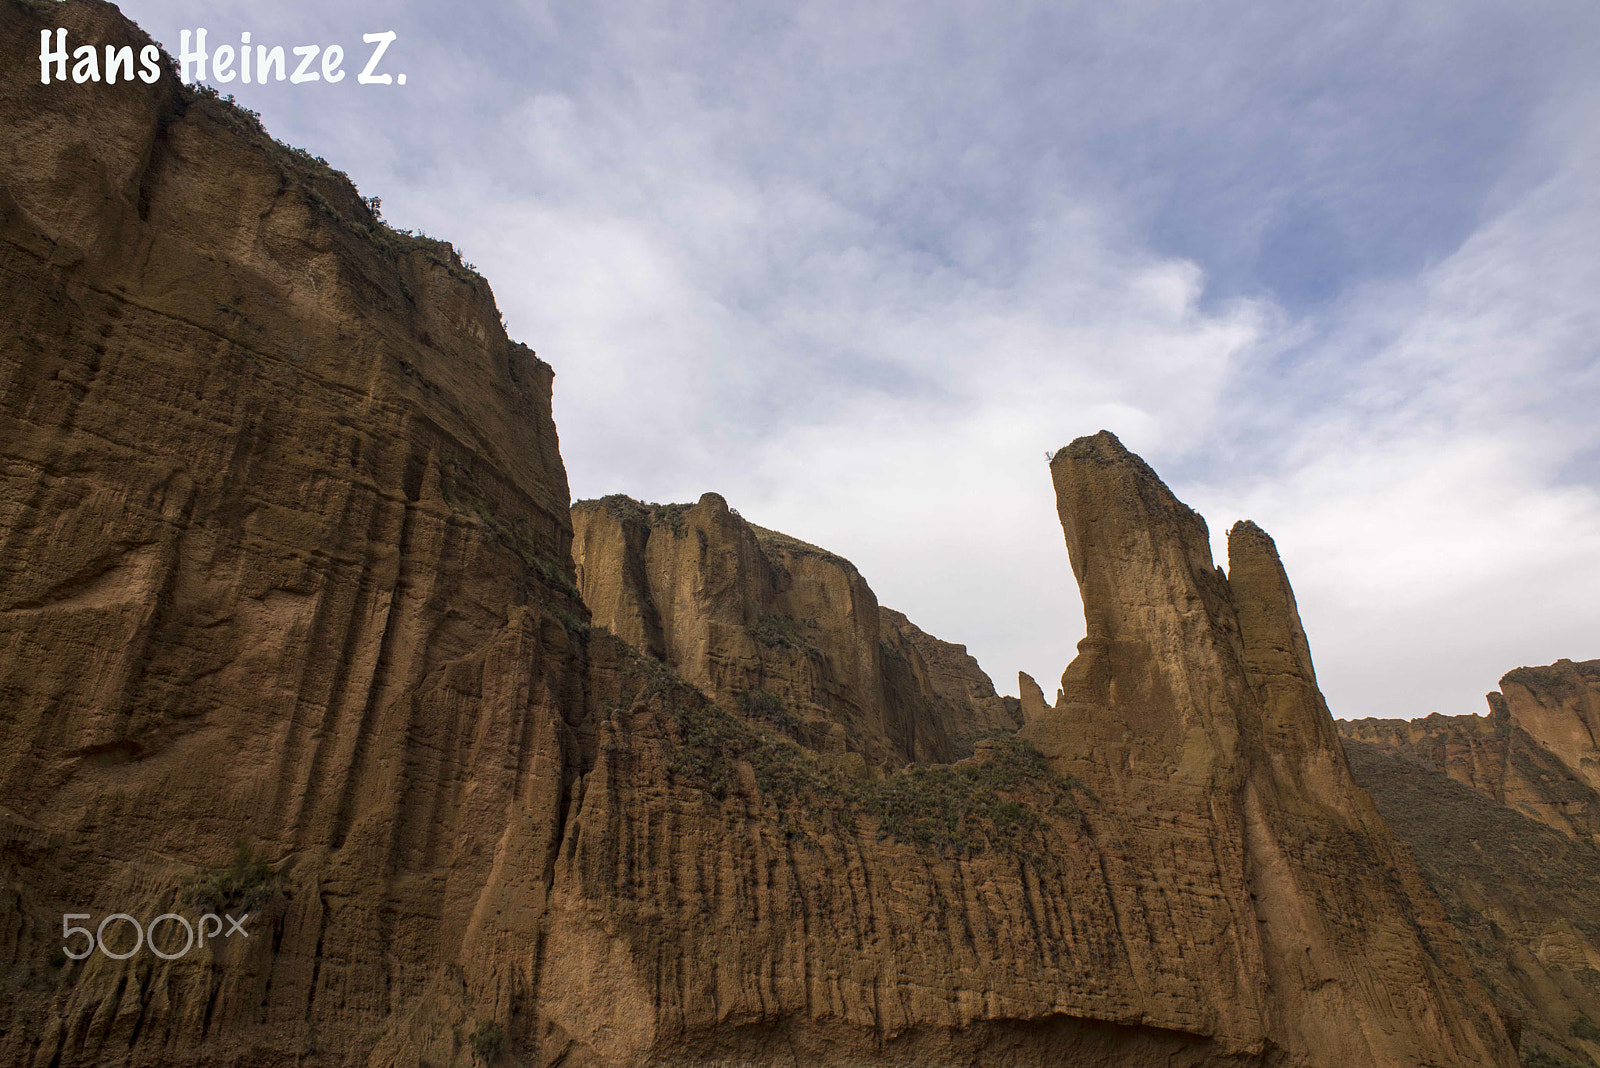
[117,0,1600,718]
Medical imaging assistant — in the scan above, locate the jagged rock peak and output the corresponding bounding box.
[571,492,1019,765]
[1047,430,1238,737]
[1025,430,1517,1066]
[1017,670,1049,723]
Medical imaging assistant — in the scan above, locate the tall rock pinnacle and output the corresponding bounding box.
[1027,430,1516,1067]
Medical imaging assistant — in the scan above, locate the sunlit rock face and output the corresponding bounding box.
[570,492,1020,769]
[0,2,1519,1066]
[1024,430,1514,1067]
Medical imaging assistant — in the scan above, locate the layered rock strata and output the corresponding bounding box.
[1017,432,1515,1066]
[0,3,1522,1066]
[571,493,1019,767]
[1339,659,1600,1066]
[1341,659,1600,843]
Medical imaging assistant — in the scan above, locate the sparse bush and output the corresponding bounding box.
[659,678,1085,869]
[185,840,279,915]
[1570,1014,1600,1042]
[862,735,1083,862]
[738,689,799,734]
[469,1020,506,1062]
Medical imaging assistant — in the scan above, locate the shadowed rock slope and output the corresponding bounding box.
[1342,659,1600,843]
[1340,659,1600,1067]
[571,492,1020,769]
[0,2,1519,1065]
[1342,737,1600,1068]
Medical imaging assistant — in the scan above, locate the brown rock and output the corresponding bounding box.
[1342,736,1600,1067]
[1338,658,1600,1066]
[0,4,1528,1066]
[1,2,585,1063]
[1018,670,1049,723]
[1502,659,1600,794]
[1023,430,1515,1066]
[571,493,1019,766]
[1340,659,1600,844]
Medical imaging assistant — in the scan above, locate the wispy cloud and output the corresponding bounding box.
[119,0,1600,716]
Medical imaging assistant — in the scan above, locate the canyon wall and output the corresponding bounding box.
[0,3,1524,1066]
[1340,659,1600,1067]
[1,1,588,1063]
[571,492,1018,768]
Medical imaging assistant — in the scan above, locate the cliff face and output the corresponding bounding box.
[0,3,1523,1067]
[1020,432,1515,1066]
[1342,737,1600,1068]
[1338,660,1600,1066]
[1,1,586,1064]
[571,493,1019,767]
[1341,659,1600,843]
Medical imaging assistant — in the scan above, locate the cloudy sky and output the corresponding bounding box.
[119,0,1600,719]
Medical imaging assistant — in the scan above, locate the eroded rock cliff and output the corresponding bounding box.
[2,1,585,1063]
[1341,659,1600,843]
[1343,737,1600,1068]
[0,3,1523,1066]
[1339,659,1600,1067]
[571,493,1018,768]
[1021,431,1515,1066]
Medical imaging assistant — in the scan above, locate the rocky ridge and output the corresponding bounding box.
[570,492,1019,770]
[0,2,1524,1065]
[1339,659,1600,1067]
[1341,659,1600,843]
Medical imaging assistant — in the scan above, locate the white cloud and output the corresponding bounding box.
[1186,89,1600,716]
[115,0,1600,716]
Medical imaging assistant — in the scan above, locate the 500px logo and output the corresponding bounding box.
[61,911,250,961]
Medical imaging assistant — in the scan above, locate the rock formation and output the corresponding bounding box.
[0,2,1524,1066]
[1343,735,1600,1068]
[2,2,585,1063]
[1342,665,1600,844]
[1339,659,1600,1066]
[1022,432,1515,1066]
[1017,670,1050,724]
[571,493,1019,768]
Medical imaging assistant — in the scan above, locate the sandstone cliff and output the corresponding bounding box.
[1019,432,1515,1066]
[0,3,1522,1066]
[1341,659,1600,843]
[570,493,1019,768]
[1339,659,1600,1067]
[2,1,586,1063]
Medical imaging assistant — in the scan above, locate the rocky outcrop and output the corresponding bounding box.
[571,493,1018,767]
[1017,670,1049,723]
[1022,431,1515,1066]
[1341,659,1600,843]
[1,1,586,1063]
[0,3,1524,1066]
[1503,659,1600,795]
[1339,660,1600,1066]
